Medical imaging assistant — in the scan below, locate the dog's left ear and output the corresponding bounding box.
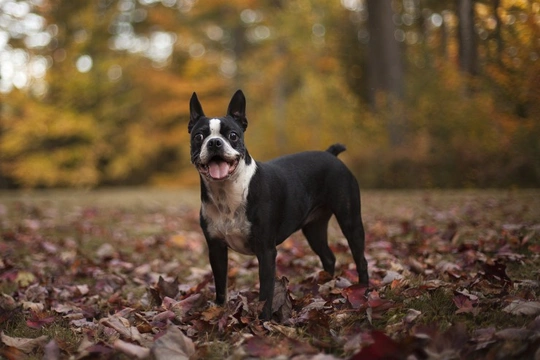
[189,92,205,133]
[227,90,248,132]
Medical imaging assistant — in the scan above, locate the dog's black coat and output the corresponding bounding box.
[188,90,369,320]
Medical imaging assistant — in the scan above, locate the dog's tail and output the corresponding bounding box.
[326,143,346,157]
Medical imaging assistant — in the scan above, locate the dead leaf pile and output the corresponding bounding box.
[1,191,539,359]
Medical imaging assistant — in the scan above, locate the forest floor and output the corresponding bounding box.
[0,188,539,359]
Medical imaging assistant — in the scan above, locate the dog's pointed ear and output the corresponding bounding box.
[227,89,248,132]
[189,92,205,133]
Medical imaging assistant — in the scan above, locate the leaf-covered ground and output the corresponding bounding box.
[1,189,539,359]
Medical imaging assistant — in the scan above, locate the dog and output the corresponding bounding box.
[188,90,369,320]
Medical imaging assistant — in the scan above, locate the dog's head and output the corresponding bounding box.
[188,90,250,181]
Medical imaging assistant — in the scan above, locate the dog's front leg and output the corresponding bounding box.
[256,246,277,321]
[207,238,229,305]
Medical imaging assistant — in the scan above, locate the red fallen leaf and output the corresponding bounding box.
[367,290,394,313]
[453,294,478,315]
[244,336,288,358]
[26,312,55,329]
[350,331,402,360]
[294,308,331,340]
[342,284,369,309]
[420,225,438,235]
[528,244,540,253]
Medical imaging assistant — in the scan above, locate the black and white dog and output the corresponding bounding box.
[188,90,369,320]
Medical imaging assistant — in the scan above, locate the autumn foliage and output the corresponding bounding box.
[1,1,540,188]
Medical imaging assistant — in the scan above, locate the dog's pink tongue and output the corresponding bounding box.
[208,160,230,179]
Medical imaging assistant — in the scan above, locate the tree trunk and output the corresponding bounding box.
[366,0,404,147]
[440,12,449,60]
[457,0,477,76]
[492,0,503,60]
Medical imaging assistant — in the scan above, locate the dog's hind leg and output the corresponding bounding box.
[302,214,336,276]
[332,188,369,285]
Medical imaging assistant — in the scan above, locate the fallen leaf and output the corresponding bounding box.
[342,284,368,309]
[244,336,288,358]
[272,276,292,322]
[350,331,401,360]
[15,271,36,287]
[151,324,195,360]
[453,292,479,315]
[502,300,540,316]
[114,339,150,359]
[403,309,422,324]
[26,311,55,329]
[495,328,533,341]
[1,332,48,353]
[170,293,201,319]
[157,276,180,299]
[201,305,223,322]
[381,270,403,285]
[101,315,143,343]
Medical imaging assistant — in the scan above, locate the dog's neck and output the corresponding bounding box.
[202,156,257,213]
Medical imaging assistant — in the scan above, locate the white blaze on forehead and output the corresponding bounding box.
[209,119,221,136]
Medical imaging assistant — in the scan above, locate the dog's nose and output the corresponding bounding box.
[207,138,223,149]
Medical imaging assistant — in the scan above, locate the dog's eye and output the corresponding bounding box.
[228,132,238,142]
[194,134,204,143]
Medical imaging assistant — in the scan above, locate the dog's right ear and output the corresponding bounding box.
[188,92,205,133]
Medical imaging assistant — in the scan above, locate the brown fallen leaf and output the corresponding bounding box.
[272,276,292,323]
[1,332,48,353]
[114,339,150,359]
[502,300,540,316]
[453,293,479,315]
[244,336,291,358]
[157,276,180,299]
[151,324,195,360]
[170,293,201,319]
[100,315,143,343]
[201,305,224,322]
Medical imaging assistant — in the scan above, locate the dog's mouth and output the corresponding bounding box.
[198,156,239,181]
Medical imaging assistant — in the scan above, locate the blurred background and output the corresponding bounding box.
[0,0,539,189]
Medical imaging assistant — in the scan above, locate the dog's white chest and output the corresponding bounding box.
[203,201,253,255]
[201,161,257,255]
